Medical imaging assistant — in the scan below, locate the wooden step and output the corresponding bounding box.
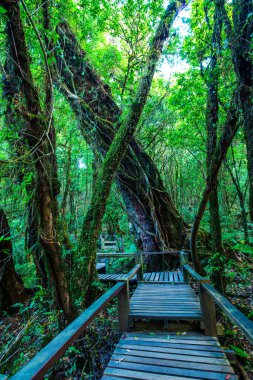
[102,332,238,379]
[129,283,202,321]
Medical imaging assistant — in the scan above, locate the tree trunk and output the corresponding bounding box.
[75,0,186,302]
[225,152,249,244]
[204,2,225,292]
[218,0,253,220]
[190,92,240,274]
[0,209,27,313]
[1,0,75,322]
[55,21,187,270]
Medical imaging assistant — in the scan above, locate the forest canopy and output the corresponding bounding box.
[0,0,253,378]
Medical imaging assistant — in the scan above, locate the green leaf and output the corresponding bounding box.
[230,345,249,358]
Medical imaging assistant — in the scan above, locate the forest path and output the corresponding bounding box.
[102,281,238,379]
[99,269,184,283]
[102,331,237,379]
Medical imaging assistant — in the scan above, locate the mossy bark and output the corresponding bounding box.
[205,2,225,292]
[1,0,75,322]
[55,19,187,270]
[218,0,253,220]
[75,1,186,301]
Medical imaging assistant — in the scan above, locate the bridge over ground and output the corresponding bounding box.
[7,251,253,380]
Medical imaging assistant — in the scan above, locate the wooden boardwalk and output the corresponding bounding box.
[130,283,202,321]
[99,270,184,283]
[11,252,248,380]
[102,332,237,379]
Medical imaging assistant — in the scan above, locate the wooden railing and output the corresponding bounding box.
[180,251,253,344]
[10,264,142,380]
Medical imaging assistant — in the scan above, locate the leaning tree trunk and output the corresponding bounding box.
[1,0,75,322]
[190,91,240,274]
[0,209,27,313]
[75,0,186,303]
[55,21,187,270]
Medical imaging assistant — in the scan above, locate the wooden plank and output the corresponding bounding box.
[118,339,223,351]
[111,354,234,373]
[125,332,216,340]
[120,336,220,346]
[115,344,227,358]
[104,367,203,380]
[164,272,169,282]
[107,361,236,380]
[11,282,125,380]
[114,346,227,365]
[169,272,174,282]
[178,271,184,282]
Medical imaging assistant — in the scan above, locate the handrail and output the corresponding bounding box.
[182,262,253,344]
[202,283,253,345]
[120,264,141,281]
[97,250,183,258]
[10,282,125,380]
[183,264,203,281]
[97,252,135,258]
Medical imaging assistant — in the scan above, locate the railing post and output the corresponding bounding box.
[199,278,217,337]
[180,251,190,282]
[118,281,130,332]
[135,252,143,281]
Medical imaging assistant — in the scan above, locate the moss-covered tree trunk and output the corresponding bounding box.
[204,2,225,292]
[218,0,253,220]
[0,209,27,313]
[1,0,75,322]
[75,1,186,302]
[55,20,187,271]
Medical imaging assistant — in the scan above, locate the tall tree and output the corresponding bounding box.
[1,0,75,322]
[203,1,225,291]
[218,0,253,220]
[75,0,186,301]
[55,21,188,270]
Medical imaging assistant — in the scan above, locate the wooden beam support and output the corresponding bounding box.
[199,279,217,337]
[118,280,130,332]
[135,252,143,281]
[180,251,190,282]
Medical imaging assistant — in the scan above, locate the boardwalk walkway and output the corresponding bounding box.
[11,251,253,379]
[103,332,237,380]
[99,270,184,283]
[129,283,202,321]
[102,258,238,379]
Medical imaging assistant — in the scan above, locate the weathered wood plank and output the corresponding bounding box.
[107,361,235,380]
[115,344,227,358]
[104,367,203,380]
[103,332,237,380]
[111,354,234,373]
[114,347,228,362]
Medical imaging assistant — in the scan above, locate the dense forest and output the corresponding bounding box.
[0,0,253,378]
